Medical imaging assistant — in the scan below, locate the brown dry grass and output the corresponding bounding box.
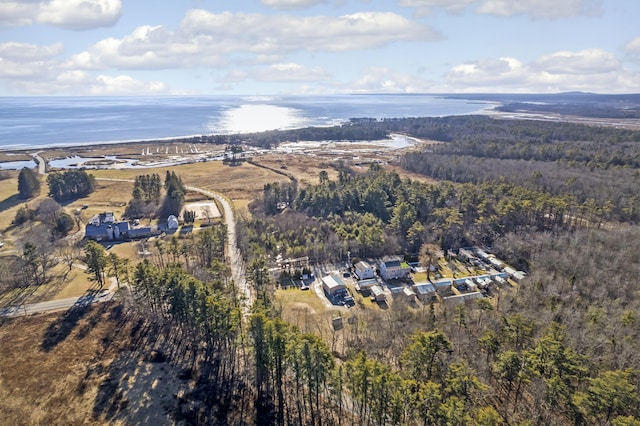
[91,159,290,203]
[0,303,187,426]
[251,153,337,187]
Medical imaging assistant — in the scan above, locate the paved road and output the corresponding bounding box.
[0,289,113,318]
[31,152,46,175]
[1,178,252,318]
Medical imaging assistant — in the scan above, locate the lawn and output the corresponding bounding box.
[275,286,348,338]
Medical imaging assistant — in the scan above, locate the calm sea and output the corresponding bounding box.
[0,94,493,150]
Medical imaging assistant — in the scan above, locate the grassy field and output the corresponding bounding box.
[90,159,291,203]
[275,286,345,338]
[0,302,185,426]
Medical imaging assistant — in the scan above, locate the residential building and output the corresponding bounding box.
[379,259,411,280]
[354,261,375,280]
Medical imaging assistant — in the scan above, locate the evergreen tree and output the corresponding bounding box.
[17,167,40,199]
[84,240,108,288]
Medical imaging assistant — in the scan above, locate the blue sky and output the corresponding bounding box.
[0,0,639,95]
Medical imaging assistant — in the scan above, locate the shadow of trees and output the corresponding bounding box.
[0,193,22,214]
[40,292,106,352]
[88,314,251,425]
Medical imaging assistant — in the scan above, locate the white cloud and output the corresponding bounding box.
[477,0,602,19]
[260,0,325,10]
[398,0,475,15]
[399,0,602,19]
[625,37,640,56]
[0,57,54,79]
[66,10,438,72]
[0,40,169,95]
[257,63,332,82]
[344,66,436,93]
[0,41,63,60]
[180,10,438,52]
[90,74,168,95]
[0,1,38,26]
[442,49,640,93]
[0,0,121,30]
[532,48,619,74]
[444,57,528,91]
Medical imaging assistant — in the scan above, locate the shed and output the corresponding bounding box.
[413,283,436,302]
[355,278,378,293]
[322,274,347,298]
[167,215,179,229]
[503,266,517,276]
[513,271,527,281]
[443,291,484,306]
[370,285,386,302]
[464,279,478,292]
[402,286,417,302]
[128,227,153,239]
[488,257,505,270]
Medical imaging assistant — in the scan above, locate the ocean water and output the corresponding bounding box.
[0,94,493,150]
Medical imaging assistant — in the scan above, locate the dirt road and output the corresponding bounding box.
[96,178,252,314]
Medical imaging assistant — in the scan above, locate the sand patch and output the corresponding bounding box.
[181,201,221,220]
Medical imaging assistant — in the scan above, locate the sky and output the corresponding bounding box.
[0,0,639,96]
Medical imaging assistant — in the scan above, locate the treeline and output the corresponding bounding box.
[400,153,640,224]
[199,122,388,149]
[46,170,95,202]
[233,116,640,170]
[132,173,162,202]
[497,102,640,119]
[241,164,589,263]
[124,171,186,219]
[398,117,640,224]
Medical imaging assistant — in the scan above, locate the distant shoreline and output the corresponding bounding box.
[2,103,640,169]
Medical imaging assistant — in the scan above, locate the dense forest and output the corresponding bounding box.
[229,116,640,424]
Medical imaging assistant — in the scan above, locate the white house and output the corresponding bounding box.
[379,259,411,280]
[354,261,375,280]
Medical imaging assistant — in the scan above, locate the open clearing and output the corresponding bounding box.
[181,201,221,220]
[0,303,186,426]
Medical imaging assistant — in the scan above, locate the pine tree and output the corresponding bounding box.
[17,167,40,199]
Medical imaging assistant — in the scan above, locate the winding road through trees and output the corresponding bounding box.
[184,184,252,313]
[98,178,253,314]
[1,177,252,318]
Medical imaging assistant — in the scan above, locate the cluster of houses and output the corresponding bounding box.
[458,247,527,281]
[321,248,526,308]
[85,211,180,242]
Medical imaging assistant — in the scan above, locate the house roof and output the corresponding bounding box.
[413,283,436,295]
[85,221,129,237]
[355,261,372,270]
[128,227,152,238]
[322,274,347,290]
